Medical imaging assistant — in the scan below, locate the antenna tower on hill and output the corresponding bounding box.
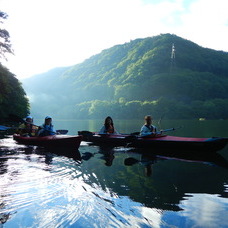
[170,43,176,72]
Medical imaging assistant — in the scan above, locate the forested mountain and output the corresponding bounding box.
[0,63,29,122]
[22,34,228,120]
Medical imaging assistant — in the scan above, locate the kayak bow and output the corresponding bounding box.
[13,134,82,149]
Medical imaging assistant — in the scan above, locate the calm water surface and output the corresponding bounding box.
[0,119,228,228]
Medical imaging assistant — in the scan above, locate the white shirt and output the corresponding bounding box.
[140,125,157,136]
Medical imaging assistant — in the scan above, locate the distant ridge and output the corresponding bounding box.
[22,34,228,119]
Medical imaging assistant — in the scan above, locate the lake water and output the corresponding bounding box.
[0,119,228,228]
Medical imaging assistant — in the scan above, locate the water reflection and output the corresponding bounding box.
[124,154,157,177]
[81,146,116,166]
[127,147,228,170]
[1,136,228,227]
[180,194,228,227]
[79,145,228,212]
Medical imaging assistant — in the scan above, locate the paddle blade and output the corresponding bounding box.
[0,125,11,130]
[81,152,94,161]
[57,130,68,135]
[124,157,139,166]
[130,132,140,135]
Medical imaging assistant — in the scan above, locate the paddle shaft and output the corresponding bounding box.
[137,126,183,138]
[157,126,182,135]
[0,125,12,130]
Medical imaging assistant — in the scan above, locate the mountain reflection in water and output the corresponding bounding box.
[0,135,228,227]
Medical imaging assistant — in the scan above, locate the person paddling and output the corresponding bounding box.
[17,115,38,137]
[37,116,57,136]
[140,115,157,137]
[99,116,119,134]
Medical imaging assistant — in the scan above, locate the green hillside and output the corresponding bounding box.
[22,34,228,120]
[0,63,30,122]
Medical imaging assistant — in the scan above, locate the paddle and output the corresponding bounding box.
[78,127,182,140]
[124,126,183,143]
[0,125,12,131]
[156,126,183,135]
[124,157,156,166]
[56,130,68,135]
[136,126,183,138]
[124,157,140,166]
[8,114,68,135]
[158,113,166,130]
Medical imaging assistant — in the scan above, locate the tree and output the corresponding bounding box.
[0,11,29,122]
[0,64,30,121]
[0,11,13,61]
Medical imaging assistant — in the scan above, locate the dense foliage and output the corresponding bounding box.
[0,64,30,121]
[22,34,228,120]
[0,11,13,60]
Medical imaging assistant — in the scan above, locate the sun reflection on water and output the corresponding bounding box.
[0,137,161,227]
[180,193,228,227]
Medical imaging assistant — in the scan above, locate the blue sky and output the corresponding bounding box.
[1,0,228,79]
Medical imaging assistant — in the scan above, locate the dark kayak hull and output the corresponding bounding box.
[129,135,228,152]
[78,131,127,147]
[13,134,82,149]
[78,131,228,152]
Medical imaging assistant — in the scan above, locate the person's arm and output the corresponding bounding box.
[98,126,106,134]
[51,125,57,135]
[37,125,44,136]
[140,125,148,136]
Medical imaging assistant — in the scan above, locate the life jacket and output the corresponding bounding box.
[106,125,114,134]
[145,124,156,132]
[18,123,38,136]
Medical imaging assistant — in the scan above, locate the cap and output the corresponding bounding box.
[26,115,33,119]
[45,116,52,119]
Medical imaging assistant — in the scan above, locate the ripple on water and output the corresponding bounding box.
[0,138,162,227]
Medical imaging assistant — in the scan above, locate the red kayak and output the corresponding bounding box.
[13,134,82,149]
[128,135,228,152]
[78,131,228,152]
